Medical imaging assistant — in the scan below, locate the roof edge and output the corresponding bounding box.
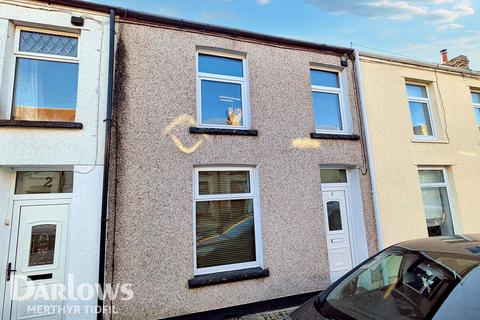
[34,0,353,55]
[359,51,480,77]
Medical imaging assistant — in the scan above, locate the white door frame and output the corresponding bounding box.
[1,168,72,320]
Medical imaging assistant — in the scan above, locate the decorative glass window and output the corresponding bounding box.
[406,84,435,139]
[310,69,347,133]
[15,171,73,194]
[194,168,262,275]
[471,91,480,127]
[320,169,348,184]
[29,224,57,266]
[12,28,79,122]
[196,52,249,128]
[418,169,455,237]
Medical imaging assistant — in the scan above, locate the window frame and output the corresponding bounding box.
[418,167,457,236]
[9,26,80,121]
[192,166,263,276]
[406,82,437,141]
[310,66,350,135]
[195,50,250,129]
[472,90,480,127]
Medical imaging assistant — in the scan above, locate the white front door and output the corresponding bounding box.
[3,200,69,320]
[322,189,353,282]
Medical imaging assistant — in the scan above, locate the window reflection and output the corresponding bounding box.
[201,80,243,126]
[13,58,78,122]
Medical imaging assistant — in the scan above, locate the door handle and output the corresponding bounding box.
[331,238,343,243]
[6,262,17,281]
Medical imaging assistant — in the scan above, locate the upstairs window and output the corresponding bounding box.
[406,84,435,139]
[196,52,249,128]
[310,69,347,133]
[12,28,79,122]
[471,91,480,127]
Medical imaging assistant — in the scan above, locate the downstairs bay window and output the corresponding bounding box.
[193,167,262,275]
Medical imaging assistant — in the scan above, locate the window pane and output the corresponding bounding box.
[15,171,73,194]
[313,92,342,131]
[311,70,339,88]
[199,171,250,195]
[321,169,347,183]
[421,187,454,237]
[409,101,433,136]
[474,108,480,126]
[472,92,480,104]
[198,54,243,77]
[29,224,56,266]
[196,199,255,268]
[419,170,445,184]
[201,80,243,126]
[406,84,428,98]
[19,30,78,57]
[327,201,342,231]
[13,58,78,121]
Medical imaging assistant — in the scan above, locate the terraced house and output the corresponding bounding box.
[357,51,480,247]
[105,9,378,320]
[0,1,112,319]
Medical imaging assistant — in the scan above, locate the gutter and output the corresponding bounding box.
[354,51,384,250]
[97,8,115,319]
[39,0,352,55]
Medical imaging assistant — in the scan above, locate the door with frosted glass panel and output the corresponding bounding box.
[322,190,353,282]
[3,200,69,320]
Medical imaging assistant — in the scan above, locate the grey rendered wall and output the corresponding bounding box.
[108,23,377,319]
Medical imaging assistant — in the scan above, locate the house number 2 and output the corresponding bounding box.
[43,177,54,188]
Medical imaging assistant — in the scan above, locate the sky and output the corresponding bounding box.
[91,0,480,69]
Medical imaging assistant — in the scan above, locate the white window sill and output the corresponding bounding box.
[411,138,449,144]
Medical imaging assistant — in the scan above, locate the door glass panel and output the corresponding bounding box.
[327,200,342,231]
[29,224,56,266]
[15,171,73,194]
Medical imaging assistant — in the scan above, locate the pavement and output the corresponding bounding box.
[229,307,296,320]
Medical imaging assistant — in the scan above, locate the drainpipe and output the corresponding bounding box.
[97,8,115,319]
[354,51,384,250]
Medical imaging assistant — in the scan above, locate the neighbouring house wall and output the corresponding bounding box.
[109,23,377,319]
[360,56,480,247]
[0,0,109,166]
[0,2,110,319]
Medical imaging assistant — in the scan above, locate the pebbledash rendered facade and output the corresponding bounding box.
[105,11,377,320]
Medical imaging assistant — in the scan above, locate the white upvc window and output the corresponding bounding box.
[471,91,480,127]
[196,51,250,129]
[418,168,455,237]
[9,26,80,122]
[310,68,349,134]
[406,83,436,140]
[193,167,262,275]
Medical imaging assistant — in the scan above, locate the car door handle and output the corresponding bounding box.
[331,238,343,243]
[6,262,17,282]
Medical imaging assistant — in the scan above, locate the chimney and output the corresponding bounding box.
[440,49,448,63]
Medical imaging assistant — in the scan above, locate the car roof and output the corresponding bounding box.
[396,234,480,260]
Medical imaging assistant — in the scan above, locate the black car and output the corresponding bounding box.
[290,234,480,320]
